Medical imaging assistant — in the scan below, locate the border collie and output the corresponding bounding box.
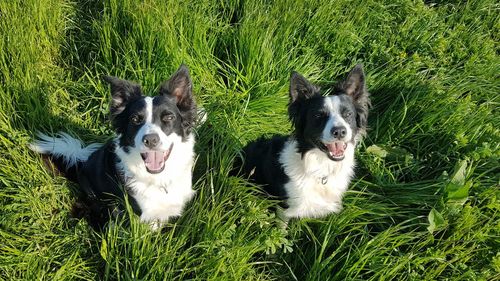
[30,65,197,230]
[238,65,369,220]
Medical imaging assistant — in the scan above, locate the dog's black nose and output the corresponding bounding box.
[331,126,347,139]
[142,134,160,148]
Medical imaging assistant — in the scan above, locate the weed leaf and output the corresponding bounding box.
[100,239,108,262]
[445,160,471,206]
[366,145,388,158]
[427,208,448,234]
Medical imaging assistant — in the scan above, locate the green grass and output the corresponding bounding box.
[1,0,499,280]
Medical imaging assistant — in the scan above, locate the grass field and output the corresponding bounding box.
[1,0,499,280]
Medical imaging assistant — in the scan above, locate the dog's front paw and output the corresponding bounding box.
[149,220,163,231]
[331,202,344,214]
[140,214,166,231]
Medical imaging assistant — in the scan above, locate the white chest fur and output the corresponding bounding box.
[115,135,196,228]
[279,139,355,219]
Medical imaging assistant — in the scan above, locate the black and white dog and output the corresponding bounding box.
[31,65,197,230]
[238,65,369,220]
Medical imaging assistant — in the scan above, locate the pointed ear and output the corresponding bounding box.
[341,64,366,101]
[159,64,194,111]
[159,65,197,137]
[341,64,370,133]
[289,71,319,103]
[102,75,142,118]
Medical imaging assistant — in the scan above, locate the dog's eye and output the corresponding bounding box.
[162,114,175,122]
[344,111,353,118]
[314,113,324,119]
[131,115,144,125]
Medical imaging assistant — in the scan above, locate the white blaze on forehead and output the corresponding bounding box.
[324,96,341,115]
[321,96,353,142]
[140,97,158,137]
[144,97,153,123]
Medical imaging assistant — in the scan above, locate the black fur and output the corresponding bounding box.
[237,65,369,209]
[37,65,196,230]
[240,135,289,206]
[158,65,197,139]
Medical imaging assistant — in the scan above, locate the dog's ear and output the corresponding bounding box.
[159,64,195,111]
[341,64,370,132]
[288,72,319,130]
[289,71,319,103]
[160,64,197,137]
[102,76,142,118]
[341,64,366,101]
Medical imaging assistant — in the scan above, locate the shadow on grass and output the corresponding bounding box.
[60,0,105,78]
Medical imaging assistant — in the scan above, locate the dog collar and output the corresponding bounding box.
[161,186,168,194]
[321,176,328,185]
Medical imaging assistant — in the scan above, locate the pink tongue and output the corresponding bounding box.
[142,151,165,171]
[327,142,345,157]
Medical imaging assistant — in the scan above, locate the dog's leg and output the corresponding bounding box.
[276,208,289,230]
[140,213,167,231]
[148,220,163,231]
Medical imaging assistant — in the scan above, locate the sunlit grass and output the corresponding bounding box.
[0,0,498,280]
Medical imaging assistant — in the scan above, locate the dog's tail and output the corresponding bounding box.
[30,132,101,180]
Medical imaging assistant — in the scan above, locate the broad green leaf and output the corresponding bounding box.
[446,181,472,205]
[445,160,471,205]
[450,160,468,186]
[427,208,448,234]
[100,239,108,262]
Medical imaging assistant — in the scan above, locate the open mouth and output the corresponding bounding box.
[325,141,347,161]
[140,143,173,174]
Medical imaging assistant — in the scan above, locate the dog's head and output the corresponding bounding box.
[103,64,196,174]
[288,64,369,161]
